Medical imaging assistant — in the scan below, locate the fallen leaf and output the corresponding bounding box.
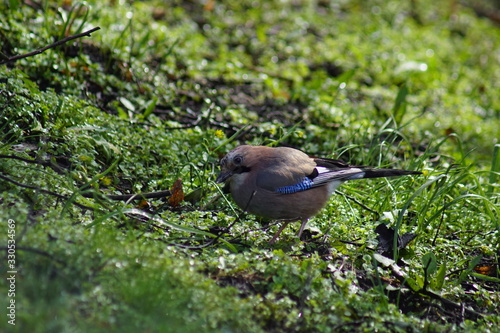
[168,178,184,207]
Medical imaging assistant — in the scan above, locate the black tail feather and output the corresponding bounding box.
[362,169,422,179]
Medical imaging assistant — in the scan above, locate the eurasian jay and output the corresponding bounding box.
[216,145,421,243]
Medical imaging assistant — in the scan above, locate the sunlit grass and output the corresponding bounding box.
[1,0,499,332]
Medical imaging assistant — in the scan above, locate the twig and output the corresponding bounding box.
[419,289,485,319]
[0,154,45,163]
[81,190,172,201]
[124,211,223,250]
[335,190,379,214]
[0,155,171,201]
[0,27,101,64]
[337,239,376,251]
[0,173,93,210]
[0,154,66,174]
[388,260,486,319]
[0,246,66,264]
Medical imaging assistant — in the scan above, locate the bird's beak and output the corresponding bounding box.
[216,170,232,183]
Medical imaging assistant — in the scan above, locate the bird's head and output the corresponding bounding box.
[215,145,255,184]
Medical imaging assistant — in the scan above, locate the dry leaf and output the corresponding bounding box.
[168,178,184,207]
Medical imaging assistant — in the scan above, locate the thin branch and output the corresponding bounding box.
[0,154,66,174]
[388,261,486,320]
[0,173,93,210]
[419,288,485,319]
[0,155,171,201]
[81,190,172,201]
[335,190,379,214]
[0,27,101,64]
[0,154,43,164]
[337,239,376,251]
[0,246,66,264]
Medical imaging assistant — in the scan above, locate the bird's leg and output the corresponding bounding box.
[269,221,291,244]
[297,219,308,239]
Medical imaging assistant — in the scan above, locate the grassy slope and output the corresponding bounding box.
[0,0,499,332]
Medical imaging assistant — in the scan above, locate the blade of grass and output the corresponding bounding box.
[392,84,408,124]
[488,144,500,196]
[213,124,249,152]
[393,174,446,260]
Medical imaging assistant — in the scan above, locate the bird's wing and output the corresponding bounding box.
[274,166,366,194]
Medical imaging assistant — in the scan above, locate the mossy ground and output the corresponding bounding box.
[1,0,499,332]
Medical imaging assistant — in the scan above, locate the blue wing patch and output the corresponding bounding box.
[275,177,314,194]
[274,167,367,194]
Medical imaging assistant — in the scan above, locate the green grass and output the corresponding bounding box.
[1,0,499,332]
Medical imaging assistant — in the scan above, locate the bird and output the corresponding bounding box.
[216,145,421,243]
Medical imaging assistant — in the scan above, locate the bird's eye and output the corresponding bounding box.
[233,155,243,164]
